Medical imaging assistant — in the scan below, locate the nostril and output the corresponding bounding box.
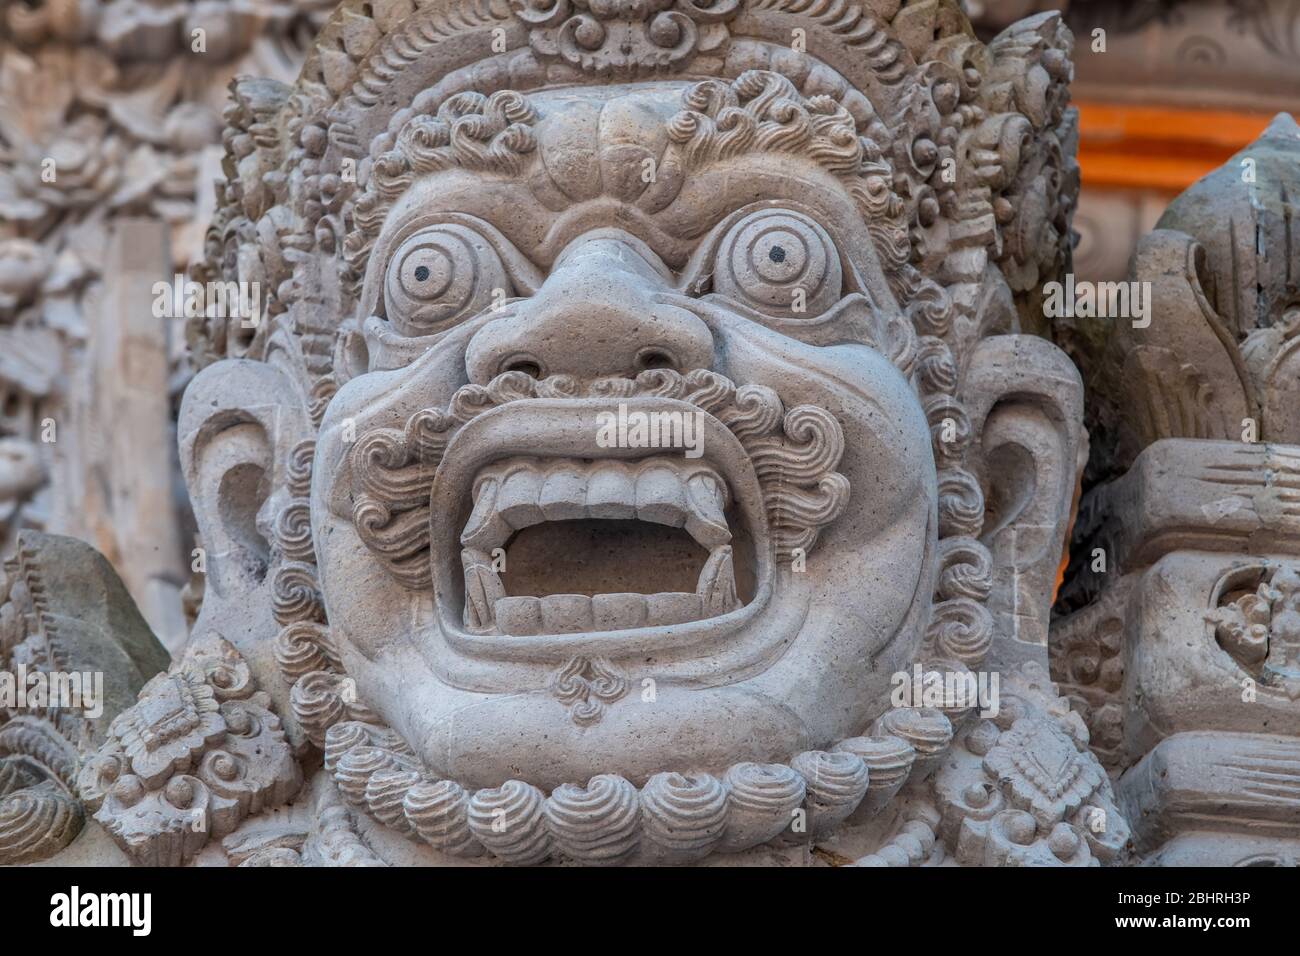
[501,355,544,379]
[635,348,677,372]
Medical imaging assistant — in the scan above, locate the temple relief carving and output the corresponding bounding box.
[5,0,1294,874]
[152,0,1095,866]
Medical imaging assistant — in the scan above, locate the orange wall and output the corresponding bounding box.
[1074,101,1275,193]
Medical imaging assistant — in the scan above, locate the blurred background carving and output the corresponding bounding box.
[0,0,330,649]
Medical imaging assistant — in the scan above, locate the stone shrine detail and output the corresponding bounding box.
[3,0,1295,868]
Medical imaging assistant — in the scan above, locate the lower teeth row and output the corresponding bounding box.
[463,544,739,634]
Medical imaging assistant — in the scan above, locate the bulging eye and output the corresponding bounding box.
[713,209,842,317]
[384,223,508,336]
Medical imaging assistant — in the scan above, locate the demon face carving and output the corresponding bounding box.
[312,79,934,788]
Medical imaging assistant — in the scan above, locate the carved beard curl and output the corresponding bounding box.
[348,367,851,590]
[311,704,949,865]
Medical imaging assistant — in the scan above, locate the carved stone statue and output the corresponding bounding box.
[1052,113,1300,866]
[9,0,1142,866]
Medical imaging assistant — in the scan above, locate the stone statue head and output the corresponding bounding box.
[183,0,1084,807]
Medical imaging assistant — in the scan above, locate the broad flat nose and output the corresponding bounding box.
[464,232,713,383]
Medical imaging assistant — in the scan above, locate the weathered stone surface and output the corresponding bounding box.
[16,0,1298,870]
[1052,115,1300,865]
[3,531,170,739]
[0,531,170,863]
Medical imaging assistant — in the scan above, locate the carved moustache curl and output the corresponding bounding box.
[349,367,850,589]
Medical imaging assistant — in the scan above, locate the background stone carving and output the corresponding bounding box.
[0,0,328,650]
[971,1,1300,292]
[1048,117,1300,865]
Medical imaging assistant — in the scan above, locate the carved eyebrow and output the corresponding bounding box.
[526,190,859,290]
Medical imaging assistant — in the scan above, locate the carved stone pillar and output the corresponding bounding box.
[1052,114,1300,865]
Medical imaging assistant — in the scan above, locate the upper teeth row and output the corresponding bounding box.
[462,457,732,551]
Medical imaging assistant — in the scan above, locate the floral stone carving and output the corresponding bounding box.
[1210,564,1300,698]
[77,635,301,866]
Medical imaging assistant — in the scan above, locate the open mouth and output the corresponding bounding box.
[423,393,779,651]
[349,368,849,655]
[461,455,750,635]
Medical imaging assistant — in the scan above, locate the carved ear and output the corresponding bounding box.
[178,360,311,618]
[961,335,1085,668]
